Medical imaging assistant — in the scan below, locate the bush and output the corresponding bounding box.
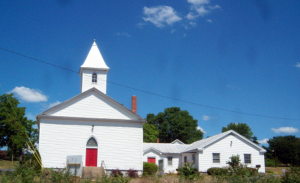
[143,162,158,176]
[265,159,275,167]
[207,167,229,176]
[226,155,241,167]
[111,169,123,177]
[177,162,198,179]
[126,169,138,178]
[281,167,300,183]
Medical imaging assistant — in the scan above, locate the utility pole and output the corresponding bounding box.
[272,150,277,168]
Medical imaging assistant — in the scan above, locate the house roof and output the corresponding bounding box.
[171,139,185,144]
[37,87,146,125]
[143,130,266,154]
[143,143,189,154]
[79,41,109,75]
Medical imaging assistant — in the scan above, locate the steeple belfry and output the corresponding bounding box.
[79,41,110,93]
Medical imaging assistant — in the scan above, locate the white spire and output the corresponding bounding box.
[80,40,110,93]
[79,41,109,75]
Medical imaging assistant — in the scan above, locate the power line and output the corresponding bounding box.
[1,46,299,121]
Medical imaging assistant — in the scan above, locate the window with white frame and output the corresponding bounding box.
[92,73,97,83]
[212,153,220,163]
[184,156,187,163]
[192,154,196,162]
[168,157,172,166]
[244,154,251,164]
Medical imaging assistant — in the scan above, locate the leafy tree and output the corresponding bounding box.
[222,122,253,140]
[143,123,159,143]
[146,107,203,144]
[267,135,300,166]
[0,93,38,165]
[251,136,259,144]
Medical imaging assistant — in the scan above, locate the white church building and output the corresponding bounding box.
[37,41,146,173]
[37,41,266,175]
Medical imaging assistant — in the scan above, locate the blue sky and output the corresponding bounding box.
[0,0,300,145]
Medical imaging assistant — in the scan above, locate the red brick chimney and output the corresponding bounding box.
[131,96,137,114]
[157,138,159,143]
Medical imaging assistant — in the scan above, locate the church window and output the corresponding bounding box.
[87,137,97,147]
[92,73,97,83]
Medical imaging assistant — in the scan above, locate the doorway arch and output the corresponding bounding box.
[86,137,98,167]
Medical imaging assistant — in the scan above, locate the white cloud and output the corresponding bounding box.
[295,62,300,68]
[183,33,187,37]
[209,5,221,10]
[143,6,182,27]
[202,115,217,121]
[197,126,207,133]
[48,101,61,108]
[171,29,176,33]
[206,19,212,23]
[115,32,131,37]
[188,0,210,5]
[9,86,47,103]
[271,127,299,134]
[258,138,269,144]
[186,0,221,22]
[194,6,210,16]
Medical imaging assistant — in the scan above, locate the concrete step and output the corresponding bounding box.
[83,167,105,179]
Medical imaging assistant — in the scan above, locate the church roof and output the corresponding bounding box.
[79,41,109,74]
[36,87,146,127]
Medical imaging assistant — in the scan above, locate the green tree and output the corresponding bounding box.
[143,123,159,142]
[267,135,300,166]
[251,136,259,144]
[222,122,253,140]
[0,93,38,165]
[146,107,203,144]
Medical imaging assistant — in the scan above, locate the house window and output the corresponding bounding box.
[244,154,251,164]
[213,153,220,163]
[192,154,196,162]
[184,156,187,163]
[92,73,97,83]
[168,157,172,166]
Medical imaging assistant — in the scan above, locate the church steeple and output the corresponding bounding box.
[79,41,110,93]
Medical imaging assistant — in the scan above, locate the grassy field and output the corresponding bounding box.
[265,167,289,175]
[0,160,19,169]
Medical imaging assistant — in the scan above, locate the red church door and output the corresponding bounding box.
[86,149,97,167]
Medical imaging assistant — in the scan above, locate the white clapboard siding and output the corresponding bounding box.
[47,91,137,120]
[82,70,108,93]
[143,151,181,173]
[39,118,143,170]
[198,134,265,173]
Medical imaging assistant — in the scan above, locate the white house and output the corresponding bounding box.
[37,41,146,173]
[143,130,266,173]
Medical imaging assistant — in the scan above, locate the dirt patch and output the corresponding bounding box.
[266,167,288,175]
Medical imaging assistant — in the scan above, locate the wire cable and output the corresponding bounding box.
[1,46,299,121]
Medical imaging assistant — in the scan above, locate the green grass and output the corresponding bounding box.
[0,160,19,169]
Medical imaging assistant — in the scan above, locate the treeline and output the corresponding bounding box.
[263,135,300,166]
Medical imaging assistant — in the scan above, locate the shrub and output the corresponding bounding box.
[177,162,198,179]
[143,162,158,176]
[226,154,241,167]
[265,159,275,167]
[126,169,138,178]
[111,169,123,177]
[207,167,229,176]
